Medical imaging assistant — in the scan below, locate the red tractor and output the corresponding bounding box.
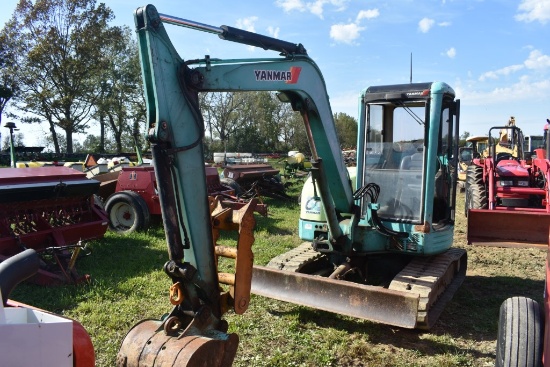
[466,122,550,248]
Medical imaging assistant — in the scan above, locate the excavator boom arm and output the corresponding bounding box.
[136,4,353,226]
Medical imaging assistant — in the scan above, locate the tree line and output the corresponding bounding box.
[0,0,357,157]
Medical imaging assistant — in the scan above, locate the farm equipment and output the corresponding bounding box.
[457,135,489,191]
[465,121,550,248]
[98,165,267,234]
[1,249,95,366]
[0,166,108,284]
[494,225,548,367]
[221,163,289,200]
[524,134,544,156]
[282,151,311,180]
[115,6,467,365]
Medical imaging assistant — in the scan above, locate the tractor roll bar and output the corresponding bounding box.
[158,12,307,56]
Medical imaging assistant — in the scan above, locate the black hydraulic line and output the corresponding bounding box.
[0,249,39,305]
[310,158,343,240]
[152,144,186,261]
[371,209,409,239]
[354,182,408,239]
[154,8,307,56]
[218,26,307,55]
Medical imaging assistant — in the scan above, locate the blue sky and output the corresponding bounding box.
[1,0,550,146]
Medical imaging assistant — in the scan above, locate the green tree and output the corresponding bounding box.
[334,112,358,149]
[93,26,145,154]
[459,131,471,146]
[280,107,309,155]
[201,92,247,153]
[8,0,117,153]
[1,131,24,151]
[0,25,19,126]
[78,133,123,154]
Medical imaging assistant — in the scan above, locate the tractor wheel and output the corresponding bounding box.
[105,191,151,234]
[464,187,469,217]
[495,296,543,367]
[220,177,243,196]
[465,165,487,214]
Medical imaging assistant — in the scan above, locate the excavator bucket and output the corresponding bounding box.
[468,209,550,248]
[117,317,238,367]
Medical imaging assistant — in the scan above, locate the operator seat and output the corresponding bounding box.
[399,151,423,170]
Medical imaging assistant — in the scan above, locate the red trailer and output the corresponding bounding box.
[102,165,267,234]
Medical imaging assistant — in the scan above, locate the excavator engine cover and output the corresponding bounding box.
[116,319,238,367]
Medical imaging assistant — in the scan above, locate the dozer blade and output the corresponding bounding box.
[468,209,550,248]
[251,247,467,329]
[251,265,420,328]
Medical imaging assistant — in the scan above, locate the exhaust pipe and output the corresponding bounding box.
[0,249,40,305]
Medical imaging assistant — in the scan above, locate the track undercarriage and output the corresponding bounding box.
[252,243,467,329]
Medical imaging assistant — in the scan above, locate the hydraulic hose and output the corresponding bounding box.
[0,249,39,305]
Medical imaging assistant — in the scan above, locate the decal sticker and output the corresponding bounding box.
[254,66,302,84]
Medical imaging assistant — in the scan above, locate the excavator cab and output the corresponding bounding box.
[359,83,457,229]
[300,83,461,253]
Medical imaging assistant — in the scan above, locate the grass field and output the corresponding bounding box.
[9,177,547,367]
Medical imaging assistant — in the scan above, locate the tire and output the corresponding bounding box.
[495,297,543,367]
[220,177,242,196]
[464,186,469,217]
[465,165,487,213]
[105,191,151,234]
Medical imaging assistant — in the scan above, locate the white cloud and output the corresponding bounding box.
[479,49,550,81]
[515,0,550,24]
[524,49,550,70]
[328,8,377,44]
[308,0,325,18]
[267,26,280,38]
[276,0,349,18]
[461,76,550,107]
[438,21,451,27]
[356,9,379,22]
[330,23,365,44]
[275,0,305,12]
[445,47,456,59]
[479,64,524,81]
[236,16,258,32]
[418,18,435,33]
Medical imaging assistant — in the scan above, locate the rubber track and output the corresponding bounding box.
[388,248,467,329]
[266,242,323,272]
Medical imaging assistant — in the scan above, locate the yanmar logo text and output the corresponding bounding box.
[254,66,302,84]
